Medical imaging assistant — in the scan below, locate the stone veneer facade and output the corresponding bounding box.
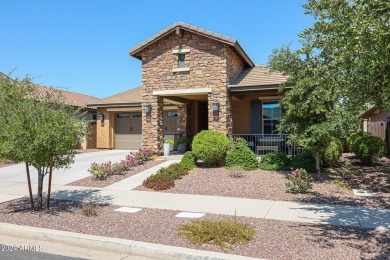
[140,30,245,153]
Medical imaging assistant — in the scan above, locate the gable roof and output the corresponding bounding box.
[88,87,142,107]
[128,22,255,68]
[228,65,288,91]
[32,84,100,108]
[1,72,99,108]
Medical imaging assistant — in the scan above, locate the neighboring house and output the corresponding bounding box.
[1,72,100,149]
[361,107,390,154]
[88,22,290,154]
[32,84,100,149]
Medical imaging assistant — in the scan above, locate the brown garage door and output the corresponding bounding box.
[115,113,142,150]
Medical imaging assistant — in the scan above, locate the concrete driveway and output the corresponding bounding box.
[0,150,131,186]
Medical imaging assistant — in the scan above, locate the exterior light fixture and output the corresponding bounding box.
[144,102,152,113]
[212,101,220,112]
[98,113,105,127]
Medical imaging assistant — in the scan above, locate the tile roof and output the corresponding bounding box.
[88,87,142,107]
[32,84,100,108]
[128,22,254,68]
[1,72,99,108]
[229,65,288,89]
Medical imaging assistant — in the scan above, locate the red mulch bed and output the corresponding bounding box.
[67,159,165,188]
[136,154,389,209]
[0,198,388,260]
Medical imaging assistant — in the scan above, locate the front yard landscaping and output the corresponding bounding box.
[0,198,388,260]
[136,154,389,209]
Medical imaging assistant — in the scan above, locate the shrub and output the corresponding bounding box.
[290,151,316,173]
[286,168,313,193]
[143,172,175,190]
[82,202,98,217]
[124,153,138,166]
[347,131,387,165]
[178,217,256,250]
[228,137,247,151]
[321,138,343,166]
[340,161,360,181]
[111,160,131,175]
[229,166,244,178]
[88,162,112,180]
[181,151,197,170]
[192,130,230,166]
[225,143,258,171]
[159,163,189,180]
[135,147,155,164]
[259,151,290,171]
[333,180,351,192]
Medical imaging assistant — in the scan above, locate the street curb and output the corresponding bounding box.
[0,222,261,260]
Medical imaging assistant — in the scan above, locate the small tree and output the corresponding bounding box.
[0,74,88,210]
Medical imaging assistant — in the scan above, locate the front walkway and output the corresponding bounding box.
[0,154,389,230]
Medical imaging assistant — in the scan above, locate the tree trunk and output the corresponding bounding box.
[37,169,44,210]
[46,151,54,210]
[25,162,35,210]
[315,151,321,180]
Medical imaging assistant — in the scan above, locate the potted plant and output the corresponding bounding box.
[164,139,174,156]
[176,136,189,153]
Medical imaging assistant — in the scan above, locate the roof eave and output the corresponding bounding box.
[228,84,291,92]
[87,102,142,108]
[128,23,255,67]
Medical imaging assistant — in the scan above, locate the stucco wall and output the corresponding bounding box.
[96,108,114,149]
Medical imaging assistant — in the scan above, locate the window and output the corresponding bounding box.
[117,113,130,118]
[262,101,281,134]
[178,54,185,68]
[167,111,178,117]
[132,113,142,118]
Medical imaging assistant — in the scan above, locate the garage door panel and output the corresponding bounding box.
[115,134,142,150]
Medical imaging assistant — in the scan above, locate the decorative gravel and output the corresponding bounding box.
[136,154,389,209]
[0,198,388,260]
[0,159,15,168]
[68,159,165,188]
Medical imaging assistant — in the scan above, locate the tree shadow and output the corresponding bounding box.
[49,189,113,204]
[294,221,390,259]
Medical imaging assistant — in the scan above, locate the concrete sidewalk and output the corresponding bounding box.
[1,155,389,230]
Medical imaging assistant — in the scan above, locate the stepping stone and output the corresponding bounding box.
[352,189,377,197]
[175,212,205,218]
[114,207,142,213]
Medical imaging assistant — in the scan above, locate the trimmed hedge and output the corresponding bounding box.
[181,151,197,170]
[290,151,316,173]
[347,131,387,165]
[192,130,230,166]
[259,151,290,171]
[225,143,258,171]
[143,172,175,190]
[159,163,189,180]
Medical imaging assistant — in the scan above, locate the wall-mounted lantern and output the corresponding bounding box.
[144,102,152,114]
[98,113,105,127]
[212,101,220,112]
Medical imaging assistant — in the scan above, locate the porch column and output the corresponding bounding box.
[177,100,192,137]
[208,90,232,136]
[142,95,164,154]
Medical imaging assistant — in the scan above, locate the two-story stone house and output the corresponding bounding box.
[89,22,289,154]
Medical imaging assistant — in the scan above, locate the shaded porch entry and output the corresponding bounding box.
[155,89,209,140]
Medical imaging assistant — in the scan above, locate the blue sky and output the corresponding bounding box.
[0,0,313,98]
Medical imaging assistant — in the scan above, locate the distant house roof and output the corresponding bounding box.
[128,22,255,68]
[228,65,288,91]
[88,87,142,107]
[1,72,99,109]
[32,84,99,109]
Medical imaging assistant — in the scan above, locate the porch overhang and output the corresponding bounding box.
[153,88,212,96]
